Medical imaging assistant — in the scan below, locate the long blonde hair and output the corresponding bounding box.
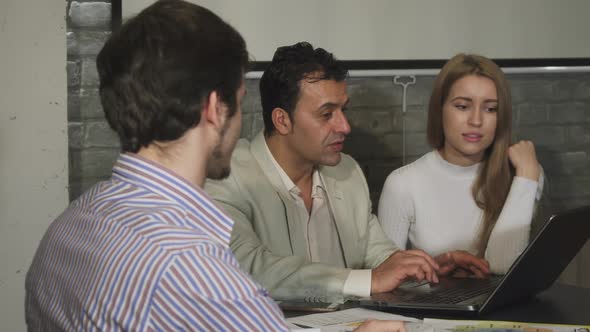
[426,54,514,256]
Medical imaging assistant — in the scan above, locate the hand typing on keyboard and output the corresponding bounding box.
[371,249,440,294]
[435,250,490,278]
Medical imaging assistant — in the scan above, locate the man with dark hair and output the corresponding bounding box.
[24,1,286,330]
[206,42,440,301]
[26,2,407,331]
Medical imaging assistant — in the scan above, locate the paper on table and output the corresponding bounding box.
[423,318,590,332]
[287,307,421,328]
[321,321,433,332]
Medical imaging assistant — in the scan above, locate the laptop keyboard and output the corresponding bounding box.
[408,278,500,304]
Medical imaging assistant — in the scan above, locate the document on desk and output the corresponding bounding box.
[423,318,590,332]
[286,307,422,329]
[320,321,431,332]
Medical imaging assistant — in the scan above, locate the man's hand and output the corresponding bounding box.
[435,250,490,278]
[354,319,406,332]
[371,250,440,294]
[508,140,540,181]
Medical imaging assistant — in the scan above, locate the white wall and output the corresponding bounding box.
[125,0,590,62]
[0,0,68,330]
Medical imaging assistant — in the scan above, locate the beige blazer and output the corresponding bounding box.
[205,131,398,300]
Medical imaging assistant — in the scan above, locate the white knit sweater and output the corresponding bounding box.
[378,150,543,274]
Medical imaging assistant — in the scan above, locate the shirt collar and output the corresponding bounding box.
[111,153,234,247]
[263,139,325,197]
[431,150,481,178]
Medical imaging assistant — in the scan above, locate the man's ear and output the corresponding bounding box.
[202,90,225,129]
[271,108,292,135]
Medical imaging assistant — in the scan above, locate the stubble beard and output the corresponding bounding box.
[206,120,232,180]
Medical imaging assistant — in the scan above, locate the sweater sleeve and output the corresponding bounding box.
[485,170,545,274]
[378,171,414,250]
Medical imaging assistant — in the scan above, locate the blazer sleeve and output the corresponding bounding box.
[205,174,352,301]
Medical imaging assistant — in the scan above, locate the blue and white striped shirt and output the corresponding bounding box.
[26,153,288,331]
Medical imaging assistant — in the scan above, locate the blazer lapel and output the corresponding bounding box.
[321,172,363,268]
[250,132,308,259]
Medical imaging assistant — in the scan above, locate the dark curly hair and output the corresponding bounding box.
[259,42,348,136]
[97,0,249,152]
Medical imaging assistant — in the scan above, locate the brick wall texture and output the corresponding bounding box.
[66,1,590,286]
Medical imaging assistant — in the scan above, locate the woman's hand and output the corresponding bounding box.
[435,250,490,278]
[508,140,540,181]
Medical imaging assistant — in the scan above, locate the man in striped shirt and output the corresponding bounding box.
[25,0,405,331]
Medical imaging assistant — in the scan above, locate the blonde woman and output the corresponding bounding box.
[378,54,544,276]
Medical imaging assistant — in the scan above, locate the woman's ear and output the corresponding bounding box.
[271,108,292,135]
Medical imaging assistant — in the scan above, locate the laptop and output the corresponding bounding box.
[357,204,590,315]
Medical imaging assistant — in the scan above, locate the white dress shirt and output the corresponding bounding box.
[265,141,371,297]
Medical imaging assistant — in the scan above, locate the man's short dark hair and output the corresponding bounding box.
[259,42,348,136]
[97,0,249,152]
